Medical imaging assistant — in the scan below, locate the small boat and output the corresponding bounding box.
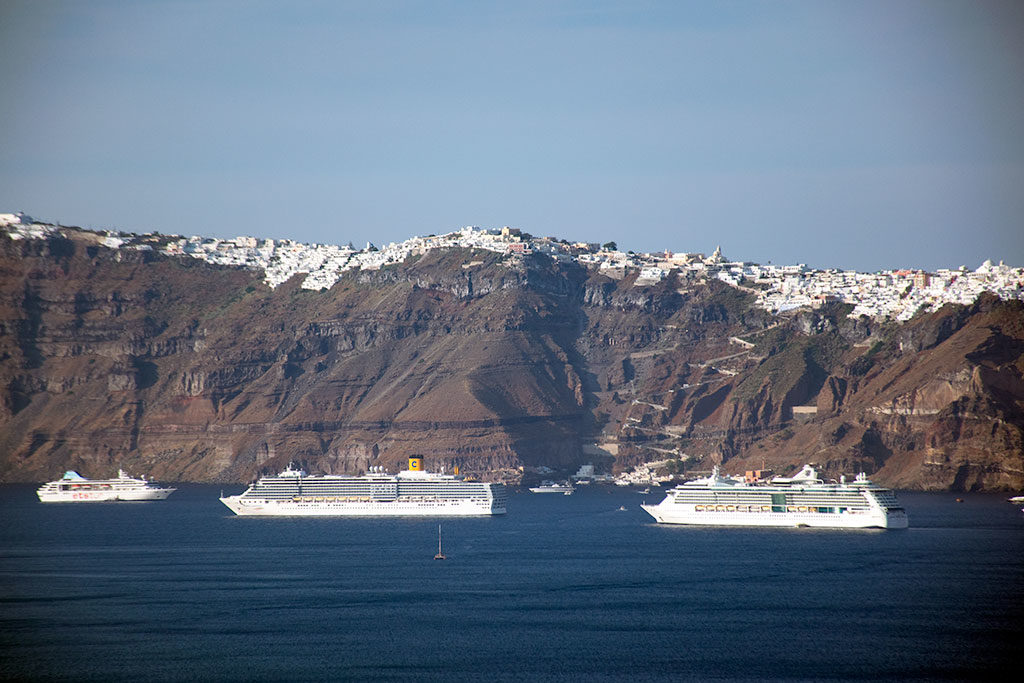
[434,524,446,560]
[1007,495,1024,504]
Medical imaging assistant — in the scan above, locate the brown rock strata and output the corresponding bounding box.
[2,228,1022,489]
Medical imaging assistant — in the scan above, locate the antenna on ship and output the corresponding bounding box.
[434,523,446,560]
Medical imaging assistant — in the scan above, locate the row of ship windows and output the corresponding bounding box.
[278,503,499,509]
[251,489,489,497]
[53,484,115,491]
[257,480,493,486]
[253,485,492,493]
[693,504,855,514]
[245,496,495,503]
[672,496,869,506]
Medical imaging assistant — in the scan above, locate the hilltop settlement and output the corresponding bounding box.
[2,210,1024,490]
[4,212,1022,321]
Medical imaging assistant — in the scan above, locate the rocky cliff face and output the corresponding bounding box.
[2,228,1022,489]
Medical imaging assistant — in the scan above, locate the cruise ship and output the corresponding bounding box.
[528,481,574,495]
[220,457,508,516]
[641,464,908,529]
[37,469,176,502]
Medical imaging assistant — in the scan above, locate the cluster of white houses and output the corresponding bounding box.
[3,212,1023,322]
[749,260,1024,321]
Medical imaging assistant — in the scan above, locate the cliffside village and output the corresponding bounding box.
[4,212,1023,322]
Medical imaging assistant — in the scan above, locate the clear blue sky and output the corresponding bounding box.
[2,0,1022,271]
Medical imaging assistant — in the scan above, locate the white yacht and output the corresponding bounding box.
[220,457,507,516]
[641,464,907,529]
[37,469,176,502]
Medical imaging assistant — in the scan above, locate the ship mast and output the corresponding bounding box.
[434,523,446,560]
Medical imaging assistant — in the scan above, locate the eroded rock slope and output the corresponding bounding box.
[2,228,1021,489]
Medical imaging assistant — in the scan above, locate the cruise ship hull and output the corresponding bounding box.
[220,496,505,516]
[38,488,175,503]
[114,488,176,501]
[641,504,907,529]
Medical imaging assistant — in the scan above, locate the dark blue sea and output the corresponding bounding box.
[2,484,1023,682]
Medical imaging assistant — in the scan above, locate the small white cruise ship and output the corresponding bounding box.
[37,469,176,502]
[641,464,907,529]
[528,481,574,495]
[220,457,508,516]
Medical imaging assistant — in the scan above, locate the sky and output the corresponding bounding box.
[1,0,1022,272]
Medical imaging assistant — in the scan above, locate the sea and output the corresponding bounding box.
[2,484,1023,682]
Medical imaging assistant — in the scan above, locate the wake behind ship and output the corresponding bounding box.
[220,457,508,516]
[641,464,908,529]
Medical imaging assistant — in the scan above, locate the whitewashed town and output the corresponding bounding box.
[3,211,1023,322]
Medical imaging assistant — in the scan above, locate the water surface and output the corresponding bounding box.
[2,485,1022,681]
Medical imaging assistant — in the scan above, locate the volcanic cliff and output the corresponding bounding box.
[2,227,1022,490]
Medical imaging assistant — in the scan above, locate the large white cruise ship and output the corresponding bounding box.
[641,464,908,529]
[220,457,508,516]
[37,469,176,502]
